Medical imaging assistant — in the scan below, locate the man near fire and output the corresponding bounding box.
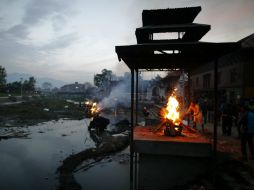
[186,101,203,130]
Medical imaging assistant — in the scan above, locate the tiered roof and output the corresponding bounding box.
[136,6,210,43]
[115,6,240,71]
[142,6,201,26]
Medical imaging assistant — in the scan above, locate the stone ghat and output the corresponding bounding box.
[134,126,211,157]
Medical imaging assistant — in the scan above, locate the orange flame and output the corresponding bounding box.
[164,95,180,125]
[85,101,101,115]
[90,102,100,114]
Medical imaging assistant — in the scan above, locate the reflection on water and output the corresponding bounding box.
[0,119,94,190]
[75,148,130,190]
[0,118,130,190]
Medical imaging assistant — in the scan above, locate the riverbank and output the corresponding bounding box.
[57,132,129,190]
[0,98,84,128]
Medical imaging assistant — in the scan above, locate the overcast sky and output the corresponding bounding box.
[0,0,253,83]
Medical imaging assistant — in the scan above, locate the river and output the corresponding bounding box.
[0,119,129,190]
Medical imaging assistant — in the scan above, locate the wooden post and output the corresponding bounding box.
[135,69,139,190]
[130,69,134,190]
[135,69,139,125]
[187,71,191,125]
[213,58,218,184]
[213,59,218,158]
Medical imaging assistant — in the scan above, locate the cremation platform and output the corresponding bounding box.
[134,126,213,190]
[134,126,212,157]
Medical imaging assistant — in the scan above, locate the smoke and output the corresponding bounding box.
[174,83,184,98]
[173,72,187,97]
[99,80,131,109]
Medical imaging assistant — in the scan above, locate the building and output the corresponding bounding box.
[115,6,241,190]
[59,82,91,93]
[190,33,254,103]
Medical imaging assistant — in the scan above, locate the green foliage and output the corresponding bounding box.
[0,65,7,92]
[5,76,36,94]
[93,69,112,88]
[6,81,21,93]
[0,98,85,127]
[22,77,36,93]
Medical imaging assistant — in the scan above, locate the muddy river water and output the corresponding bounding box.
[0,119,129,190]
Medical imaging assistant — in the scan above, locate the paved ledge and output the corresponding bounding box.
[134,126,212,157]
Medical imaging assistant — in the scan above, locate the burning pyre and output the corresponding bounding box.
[84,101,101,118]
[161,94,183,136]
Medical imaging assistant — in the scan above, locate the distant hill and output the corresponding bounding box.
[6,73,67,88]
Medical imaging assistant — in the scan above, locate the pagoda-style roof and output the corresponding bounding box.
[135,23,211,43]
[142,6,201,26]
[116,7,243,188]
[115,42,241,70]
[116,6,240,71]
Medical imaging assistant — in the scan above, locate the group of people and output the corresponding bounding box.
[142,95,254,160]
[186,98,254,161]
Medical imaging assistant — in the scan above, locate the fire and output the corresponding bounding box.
[90,102,99,114]
[84,100,101,117]
[164,95,180,125]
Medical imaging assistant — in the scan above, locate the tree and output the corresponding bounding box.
[0,66,7,92]
[21,77,36,93]
[42,82,52,91]
[94,74,103,88]
[28,77,36,92]
[94,69,112,89]
[6,81,21,93]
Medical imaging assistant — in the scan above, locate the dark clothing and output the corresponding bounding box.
[200,101,208,124]
[143,108,149,117]
[241,133,254,158]
[238,110,254,158]
[222,115,233,136]
[221,103,234,136]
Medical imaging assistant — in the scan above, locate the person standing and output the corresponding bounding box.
[220,101,233,136]
[143,107,149,118]
[238,101,254,160]
[186,101,203,130]
[200,98,208,124]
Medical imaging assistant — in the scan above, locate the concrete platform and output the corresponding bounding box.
[134,126,212,157]
[134,126,213,189]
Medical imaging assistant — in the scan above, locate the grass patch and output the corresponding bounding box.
[0,97,84,127]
